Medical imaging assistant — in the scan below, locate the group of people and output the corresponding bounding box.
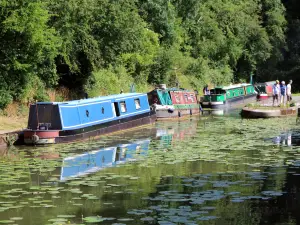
[273,80,293,106]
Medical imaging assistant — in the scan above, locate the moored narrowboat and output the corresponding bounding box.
[147,85,201,119]
[201,83,256,109]
[22,93,156,145]
[255,81,275,100]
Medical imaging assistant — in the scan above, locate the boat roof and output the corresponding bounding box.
[214,83,252,90]
[151,87,193,92]
[37,93,146,105]
[256,81,276,86]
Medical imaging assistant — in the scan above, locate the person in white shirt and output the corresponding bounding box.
[272,80,280,106]
[280,81,287,105]
[287,80,292,102]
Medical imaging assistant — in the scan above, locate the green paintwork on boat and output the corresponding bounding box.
[174,104,199,110]
[203,83,255,103]
[156,89,173,105]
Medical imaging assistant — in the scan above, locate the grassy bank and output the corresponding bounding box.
[0,116,27,133]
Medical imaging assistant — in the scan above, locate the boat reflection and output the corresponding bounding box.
[60,122,198,180]
[61,139,150,181]
[202,110,224,116]
[271,131,300,146]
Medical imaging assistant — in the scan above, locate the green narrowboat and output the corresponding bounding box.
[201,83,256,109]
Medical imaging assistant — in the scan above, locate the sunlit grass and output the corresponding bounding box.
[0,116,27,132]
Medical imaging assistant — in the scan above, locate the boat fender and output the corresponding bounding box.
[178,111,181,117]
[168,108,174,113]
[190,108,192,115]
[32,134,39,143]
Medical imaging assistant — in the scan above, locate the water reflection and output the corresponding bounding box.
[270,131,300,146]
[61,139,150,181]
[55,122,198,181]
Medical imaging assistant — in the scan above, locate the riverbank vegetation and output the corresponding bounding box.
[0,0,298,112]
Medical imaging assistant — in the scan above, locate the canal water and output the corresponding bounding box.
[0,111,300,225]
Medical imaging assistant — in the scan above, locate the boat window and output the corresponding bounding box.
[134,99,141,109]
[86,110,89,117]
[114,102,120,117]
[184,94,188,101]
[211,89,224,95]
[120,101,127,113]
[101,107,105,114]
[190,94,195,102]
[174,93,180,103]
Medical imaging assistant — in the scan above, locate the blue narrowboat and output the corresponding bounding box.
[23,93,156,144]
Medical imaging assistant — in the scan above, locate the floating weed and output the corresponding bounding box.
[117,218,134,221]
[48,218,68,223]
[10,217,23,221]
[83,216,105,223]
[0,220,14,224]
[57,215,76,218]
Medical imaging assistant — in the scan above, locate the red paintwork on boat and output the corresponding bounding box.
[258,95,269,100]
[24,130,59,138]
[169,91,197,105]
[266,85,273,96]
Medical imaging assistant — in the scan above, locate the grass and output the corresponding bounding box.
[292,93,300,96]
[0,116,27,133]
[0,102,28,133]
[246,102,296,110]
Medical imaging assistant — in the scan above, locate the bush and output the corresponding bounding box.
[20,76,50,104]
[85,66,134,97]
[0,90,13,109]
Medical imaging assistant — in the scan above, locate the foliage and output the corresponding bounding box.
[0,1,60,103]
[0,0,290,109]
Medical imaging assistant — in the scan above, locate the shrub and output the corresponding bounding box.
[0,90,13,109]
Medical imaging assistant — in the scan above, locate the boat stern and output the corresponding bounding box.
[24,130,59,145]
[257,93,269,100]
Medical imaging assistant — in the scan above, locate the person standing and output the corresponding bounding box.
[272,80,280,106]
[287,80,293,102]
[280,81,287,105]
[203,85,210,95]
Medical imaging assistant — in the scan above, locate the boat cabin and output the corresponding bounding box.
[255,81,275,96]
[147,88,197,106]
[203,84,255,102]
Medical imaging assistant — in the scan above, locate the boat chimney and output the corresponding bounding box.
[157,84,167,90]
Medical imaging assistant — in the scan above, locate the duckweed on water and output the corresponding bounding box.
[0,116,299,224]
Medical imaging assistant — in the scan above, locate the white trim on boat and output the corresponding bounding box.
[210,102,224,105]
[202,101,224,105]
[59,100,112,108]
[115,94,146,101]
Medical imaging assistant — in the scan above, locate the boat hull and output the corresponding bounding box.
[201,94,256,109]
[155,108,201,119]
[257,93,269,100]
[23,111,156,145]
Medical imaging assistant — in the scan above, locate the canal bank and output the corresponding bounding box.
[241,96,300,118]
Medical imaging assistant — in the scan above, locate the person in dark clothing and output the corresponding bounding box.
[203,85,210,95]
